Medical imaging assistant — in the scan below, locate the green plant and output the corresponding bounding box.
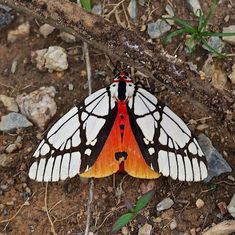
[80,0,92,12]
[111,190,155,233]
[163,0,235,56]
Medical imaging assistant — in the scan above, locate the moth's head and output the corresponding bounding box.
[112,71,133,83]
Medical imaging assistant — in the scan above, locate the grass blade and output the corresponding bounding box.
[165,17,196,33]
[133,190,155,213]
[163,28,187,44]
[201,31,235,37]
[111,213,135,233]
[80,0,92,12]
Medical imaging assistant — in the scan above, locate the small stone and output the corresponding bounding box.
[127,0,137,20]
[224,15,230,23]
[196,198,204,208]
[39,23,55,38]
[31,49,47,71]
[165,4,174,16]
[138,223,152,235]
[11,58,18,74]
[170,218,177,230]
[0,95,19,112]
[190,228,196,235]
[217,202,227,215]
[92,4,102,15]
[16,86,57,130]
[7,22,30,43]
[44,46,68,72]
[186,0,203,16]
[228,64,235,84]
[68,83,74,91]
[228,175,235,181]
[156,197,174,212]
[5,143,17,153]
[121,226,129,235]
[202,36,225,54]
[228,194,235,218]
[147,20,171,39]
[198,134,232,182]
[138,0,145,6]
[59,32,76,43]
[223,25,235,45]
[153,217,162,223]
[0,112,32,132]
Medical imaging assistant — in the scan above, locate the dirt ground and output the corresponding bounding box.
[0,1,235,235]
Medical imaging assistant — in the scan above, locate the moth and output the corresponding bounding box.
[29,68,208,182]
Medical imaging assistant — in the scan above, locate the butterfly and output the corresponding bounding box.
[28,69,208,182]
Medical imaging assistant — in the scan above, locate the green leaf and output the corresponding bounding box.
[80,0,92,12]
[166,17,196,33]
[201,31,235,37]
[163,28,187,44]
[133,190,155,213]
[111,213,135,233]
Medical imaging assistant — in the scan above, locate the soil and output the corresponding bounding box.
[0,1,235,235]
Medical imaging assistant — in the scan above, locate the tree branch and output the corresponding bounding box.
[1,0,234,131]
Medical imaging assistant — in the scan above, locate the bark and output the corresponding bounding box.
[0,0,234,131]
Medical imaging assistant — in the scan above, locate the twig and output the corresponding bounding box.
[83,42,92,95]
[44,183,57,235]
[84,179,94,235]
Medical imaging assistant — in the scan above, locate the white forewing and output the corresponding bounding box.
[130,87,208,182]
[29,88,113,182]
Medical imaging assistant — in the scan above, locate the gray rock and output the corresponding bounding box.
[156,197,174,212]
[228,194,235,218]
[197,134,232,182]
[186,0,203,16]
[0,112,32,132]
[16,86,57,130]
[202,36,225,54]
[223,25,235,45]
[148,20,171,39]
[39,23,55,38]
[138,223,152,235]
[170,218,177,230]
[127,0,137,20]
[92,4,102,15]
[0,95,19,112]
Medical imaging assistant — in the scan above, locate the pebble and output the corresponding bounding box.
[7,21,30,43]
[170,218,177,230]
[202,36,225,54]
[16,86,57,130]
[0,153,18,168]
[186,0,203,16]
[148,20,171,39]
[217,201,227,215]
[68,83,74,91]
[5,143,17,153]
[196,198,204,208]
[0,5,13,30]
[127,0,137,20]
[223,25,235,45]
[228,193,235,218]
[197,134,232,182]
[228,63,235,84]
[138,0,146,6]
[44,46,68,72]
[0,95,19,112]
[0,112,32,132]
[228,175,235,181]
[121,226,129,235]
[92,4,102,15]
[165,4,174,16]
[39,23,55,38]
[138,223,152,235]
[59,32,76,43]
[156,197,174,212]
[190,228,196,235]
[11,58,18,74]
[31,48,47,71]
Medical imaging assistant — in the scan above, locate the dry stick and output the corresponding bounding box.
[0,0,234,131]
[44,183,57,235]
[84,179,94,235]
